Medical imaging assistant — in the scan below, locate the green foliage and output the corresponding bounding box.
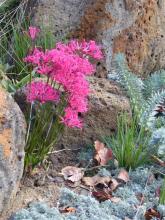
[140,90,165,129]
[114,54,144,117]
[150,127,165,160]
[159,178,165,205]
[24,100,65,170]
[112,54,165,166]
[104,114,151,170]
[143,70,165,99]
[11,20,31,78]
[11,21,57,80]
[0,0,57,91]
[0,0,21,14]
[0,0,27,53]
[0,64,38,93]
[113,53,165,129]
[0,19,57,94]
[0,34,9,64]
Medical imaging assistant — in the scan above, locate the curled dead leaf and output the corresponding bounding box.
[82,175,111,187]
[144,208,161,220]
[83,175,120,192]
[59,206,76,214]
[110,196,122,203]
[61,166,84,182]
[92,190,112,202]
[94,140,113,165]
[117,169,129,183]
[109,178,120,191]
[92,190,121,203]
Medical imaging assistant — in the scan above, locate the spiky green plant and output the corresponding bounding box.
[113,53,165,130]
[104,114,151,170]
[143,70,165,99]
[108,53,165,165]
[113,54,144,117]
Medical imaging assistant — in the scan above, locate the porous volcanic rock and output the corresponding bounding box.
[0,87,26,217]
[57,77,130,149]
[33,0,165,77]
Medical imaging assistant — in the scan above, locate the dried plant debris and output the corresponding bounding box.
[61,166,84,182]
[144,208,161,220]
[117,169,129,183]
[11,167,165,220]
[94,140,113,165]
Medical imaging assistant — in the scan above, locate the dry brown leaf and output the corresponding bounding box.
[65,207,76,213]
[61,166,84,182]
[110,196,122,203]
[110,178,120,191]
[117,169,129,183]
[92,190,121,203]
[94,140,113,165]
[82,175,111,187]
[83,175,120,191]
[144,208,161,220]
[92,190,112,202]
[59,206,76,214]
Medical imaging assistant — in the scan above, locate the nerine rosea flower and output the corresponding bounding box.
[28,26,40,40]
[24,40,103,128]
[26,81,60,104]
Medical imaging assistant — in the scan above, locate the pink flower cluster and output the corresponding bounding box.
[26,81,60,104]
[24,38,103,128]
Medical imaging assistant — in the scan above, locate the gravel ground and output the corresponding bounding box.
[10,166,165,220]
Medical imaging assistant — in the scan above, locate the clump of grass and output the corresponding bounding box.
[159,178,165,205]
[104,114,151,170]
[0,0,21,14]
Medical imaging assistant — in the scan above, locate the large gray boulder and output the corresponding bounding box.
[0,87,26,217]
[56,77,131,148]
[33,0,165,77]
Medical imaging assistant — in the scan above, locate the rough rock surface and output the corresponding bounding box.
[0,87,26,217]
[57,77,130,149]
[33,0,165,77]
